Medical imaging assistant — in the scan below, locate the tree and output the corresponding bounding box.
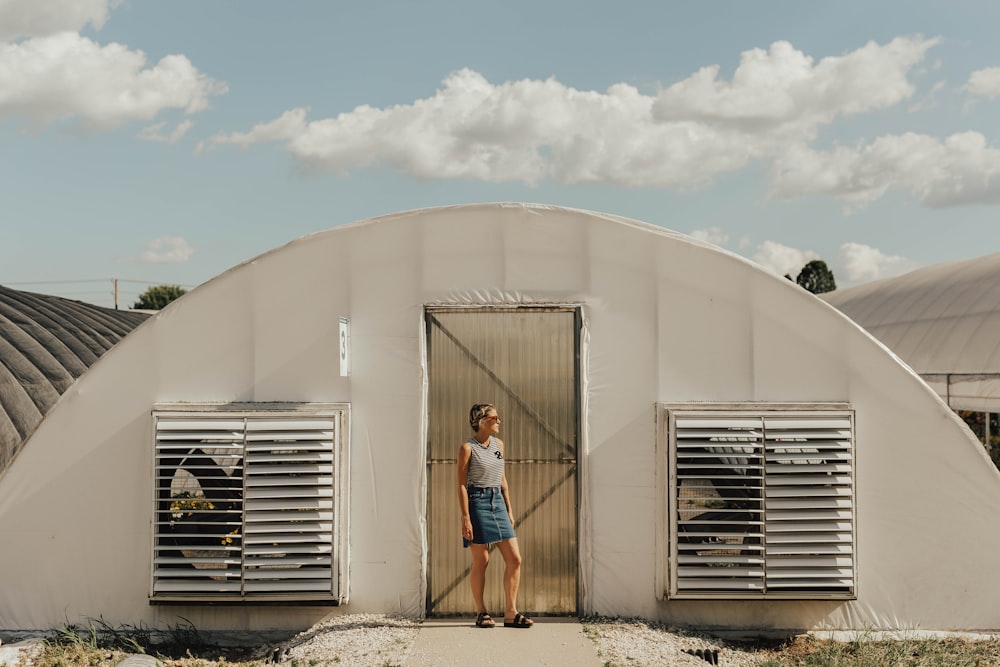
[795,259,837,294]
[133,284,187,310]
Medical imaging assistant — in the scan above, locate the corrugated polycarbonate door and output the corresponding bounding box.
[426,308,579,615]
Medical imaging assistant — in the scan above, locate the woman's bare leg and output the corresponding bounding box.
[470,544,490,613]
[495,538,523,620]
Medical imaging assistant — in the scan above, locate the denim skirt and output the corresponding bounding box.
[464,486,516,547]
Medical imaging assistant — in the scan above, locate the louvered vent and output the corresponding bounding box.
[668,408,855,599]
[152,408,347,602]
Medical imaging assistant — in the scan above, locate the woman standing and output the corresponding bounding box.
[457,403,534,629]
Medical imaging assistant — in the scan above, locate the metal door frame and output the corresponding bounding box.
[422,304,583,616]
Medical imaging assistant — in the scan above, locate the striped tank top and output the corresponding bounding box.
[466,435,504,488]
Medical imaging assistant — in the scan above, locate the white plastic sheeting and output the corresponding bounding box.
[1,203,999,633]
[824,252,1000,412]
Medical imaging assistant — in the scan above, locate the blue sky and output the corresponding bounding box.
[2,0,999,308]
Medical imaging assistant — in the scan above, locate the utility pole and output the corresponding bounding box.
[113,278,119,310]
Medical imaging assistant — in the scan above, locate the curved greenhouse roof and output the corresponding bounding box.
[823,251,1000,412]
[3,204,998,634]
[0,285,149,471]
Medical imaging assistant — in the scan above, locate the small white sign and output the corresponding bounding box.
[339,317,351,377]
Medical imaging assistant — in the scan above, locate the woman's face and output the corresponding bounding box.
[482,410,501,434]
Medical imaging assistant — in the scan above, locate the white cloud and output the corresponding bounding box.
[837,242,920,283]
[689,226,729,246]
[967,67,1000,100]
[0,32,226,130]
[0,0,115,40]
[139,119,194,144]
[751,240,819,278]
[202,36,937,190]
[198,107,310,154]
[653,36,937,136]
[769,131,1000,208]
[135,236,195,264]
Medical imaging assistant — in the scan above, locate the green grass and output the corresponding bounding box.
[582,617,1000,667]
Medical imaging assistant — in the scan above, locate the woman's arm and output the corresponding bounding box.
[457,442,473,540]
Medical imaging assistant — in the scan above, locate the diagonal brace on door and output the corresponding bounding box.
[428,313,575,457]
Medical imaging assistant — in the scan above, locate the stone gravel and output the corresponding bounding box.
[270,614,420,666]
[582,617,770,667]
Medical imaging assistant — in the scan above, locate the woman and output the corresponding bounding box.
[457,403,534,629]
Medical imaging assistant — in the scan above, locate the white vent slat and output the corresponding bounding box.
[764,475,852,488]
[246,463,335,476]
[766,451,852,463]
[244,536,331,547]
[766,497,852,511]
[243,568,334,580]
[676,579,765,591]
[157,419,246,431]
[245,442,332,453]
[768,580,854,589]
[763,416,851,428]
[244,521,333,533]
[156,435,243,444]
[765,510,853,522]
[245,418,335,430]
[153,565,240,577]
[766,533,853,545]
[766,520,853,533]
[766,565,854,577]
[246,476,334,488]
[155,443,243,452]
[678,566,765,578]
[154,581,243,592]
[764,556,853,568]
[681,518,763,527]
[155,556,242,566]
[766,487,852,499]
[243,510,334,523]
[245,497,334,510]
[244,581,333,593]
[246,544,332,555]
[677,555,765,565]
[676,543,765,553]
[244,452,334,464]
[246,486,334,499]
[245,556,332,568]
[767,543,853,555]
[676,416,763,428]
[766,463,851,476]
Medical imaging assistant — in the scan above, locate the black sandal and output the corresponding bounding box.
[475,611,495,628]
[504,612,533,628]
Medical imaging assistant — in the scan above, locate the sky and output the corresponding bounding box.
[2,0,1000,309]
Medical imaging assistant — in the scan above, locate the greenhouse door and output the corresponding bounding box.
[425,307,580,616]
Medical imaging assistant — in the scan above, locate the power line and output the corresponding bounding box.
[1,278,199,310]
[1,279,112,285]
[2,278,197,288]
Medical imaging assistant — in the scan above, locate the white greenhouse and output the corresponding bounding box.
[1,203,998,635]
